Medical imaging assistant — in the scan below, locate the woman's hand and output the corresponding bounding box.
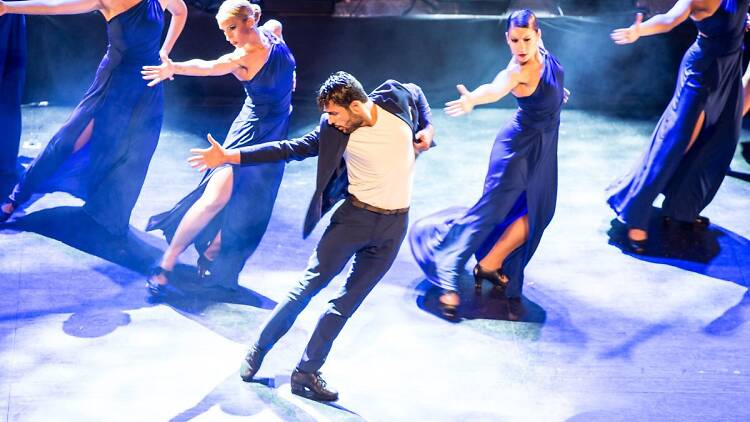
[141,51,175,87]
[611,12,643,45]
[444,84,475,117]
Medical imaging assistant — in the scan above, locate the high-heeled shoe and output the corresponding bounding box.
[145,266,171,296]
[627,235,647,254]
[438,291,459,319]
[473,263,508,293]
[197,254,214,279]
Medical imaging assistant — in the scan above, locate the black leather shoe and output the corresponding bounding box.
[145,266,170,296]
[627,237,647,254]
[290,369,339,402]
[239,345,265,382]
[473,263,508,293]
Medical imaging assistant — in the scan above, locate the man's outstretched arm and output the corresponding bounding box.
[188,127,321,172]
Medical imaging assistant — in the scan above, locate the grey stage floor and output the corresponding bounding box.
[1,105,750,421]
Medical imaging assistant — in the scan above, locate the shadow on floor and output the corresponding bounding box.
[1,205,277,341]
[704,289,750,337]
[607,213,750,287]
[2,205,159,273]
[413,278,546,324]
[172,372,362,422]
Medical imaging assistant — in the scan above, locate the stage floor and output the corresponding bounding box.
[2,105,749,421]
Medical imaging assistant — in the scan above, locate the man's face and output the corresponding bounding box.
[323,101,365,134]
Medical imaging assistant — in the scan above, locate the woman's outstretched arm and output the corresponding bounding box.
[444,62,521,117]
[611,0,692,44]
[141,53,242,86]
[0,0,102,16]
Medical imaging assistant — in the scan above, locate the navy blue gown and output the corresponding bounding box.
[607,0,747,229]
[0,10,26,195]
[410,49,565,298]
[147,31,295,289]
[7,0,165,236]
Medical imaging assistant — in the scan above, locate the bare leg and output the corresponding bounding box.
[440,215,529,307]
[73,120,94,153]
[2,120,95,215]
[204,230,222,261]
[150,167,234,284]
[479,215,529,271]
[197,230,222,279]
[684,110,705,154]
[742,67,750,116]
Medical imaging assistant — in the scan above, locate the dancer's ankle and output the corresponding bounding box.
[1,202,14,214]
[627,228,648,241]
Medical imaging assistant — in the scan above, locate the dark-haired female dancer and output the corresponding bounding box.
[607,0,747,253]
[0,7,25,198]
[0,0,187,236]
[409,9,565,317]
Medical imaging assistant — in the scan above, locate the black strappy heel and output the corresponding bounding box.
[145,266,171,296]
[197,254,214,279]
[473,263,509,293]
[438,291,459,319]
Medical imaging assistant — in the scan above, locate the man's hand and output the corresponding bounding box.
[188,133,229,171]
[0,2,8,16]
[413,127,433,155]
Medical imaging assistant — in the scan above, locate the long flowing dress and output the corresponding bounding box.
[6,0,165,236]
[410,49,565,299]
[606,0,747,229]
[146,31,296,289]
[0,8,26,194]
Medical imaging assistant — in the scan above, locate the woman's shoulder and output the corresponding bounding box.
[261,21,284,43]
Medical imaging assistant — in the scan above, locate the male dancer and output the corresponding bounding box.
[189,71,434,401]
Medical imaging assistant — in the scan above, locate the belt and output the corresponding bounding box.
[348,196,409,215]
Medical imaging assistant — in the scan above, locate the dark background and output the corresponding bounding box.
[20,4,738,118]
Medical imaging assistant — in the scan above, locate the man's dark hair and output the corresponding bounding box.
[316,71,368,110]
[505,9,538,32]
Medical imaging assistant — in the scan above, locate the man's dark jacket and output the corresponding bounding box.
[237,80,433,238]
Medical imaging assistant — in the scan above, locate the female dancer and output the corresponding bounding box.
[409,9,565,317]
[0,0,187,236]
[607,0,747,253]
[0,7,25,198]
[141,0,295,293]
